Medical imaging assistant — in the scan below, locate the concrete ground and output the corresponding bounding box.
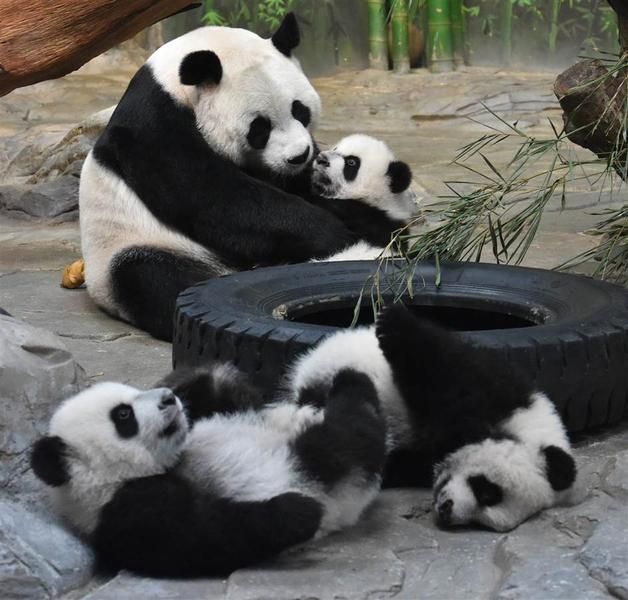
[1,57,627,599]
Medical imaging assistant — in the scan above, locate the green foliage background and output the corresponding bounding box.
[201,0,618,64]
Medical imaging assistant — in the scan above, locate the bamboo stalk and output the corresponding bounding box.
[548,0,560,55]
[450,0,464,67]
[426,0,455,73]
[391,0,410,73]
[368,0,388,70]
[500,0,513,67]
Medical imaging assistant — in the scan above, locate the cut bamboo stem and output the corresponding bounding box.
[391,0,410,73]
[427,0,455,73]
[450,0,464,67]
[500,0,513,67]
[548,0,560,55]
[368,0,388,70]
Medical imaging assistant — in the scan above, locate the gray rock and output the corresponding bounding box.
[0,314,84,497]
[83,572,226,599]
[0,176,79,221]
[1,107,113,185]
[0,500,93,599]
[579,505,628,598]
[0,316,91,598]
[226,552,404,600]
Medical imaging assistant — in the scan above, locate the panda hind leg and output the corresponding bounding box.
[109,245,221,342]
[293,369,387,531]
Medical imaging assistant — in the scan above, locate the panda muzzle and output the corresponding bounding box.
[287,147,310,165]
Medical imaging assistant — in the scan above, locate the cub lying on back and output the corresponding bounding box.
[285,304,578,531]
[31,366,385,577]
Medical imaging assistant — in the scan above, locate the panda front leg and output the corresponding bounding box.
[292,369,387,533]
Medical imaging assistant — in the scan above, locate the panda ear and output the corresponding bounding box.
[179,50,223,86]
[387,161,412,194]
[31,436,71,487]
[543,445,577,491]
[271,12,300,57]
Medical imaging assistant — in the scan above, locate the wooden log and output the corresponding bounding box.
[0,1,200,97]
[554,59,627,180]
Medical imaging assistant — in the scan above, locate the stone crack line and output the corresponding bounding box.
[577,553,628,600]
[490,535,515,599]
[56,332,133,342]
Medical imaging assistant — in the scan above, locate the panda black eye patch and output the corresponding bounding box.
[247,116,272,150]
[291,100,311,127]
[343,155,361,182]
[110,403,139,438]
[468,474,503,507]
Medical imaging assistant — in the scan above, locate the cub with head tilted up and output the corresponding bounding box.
[31,365,385,577]
[308,134,419,261]
[80,14,367,341]
[284,304,578,531]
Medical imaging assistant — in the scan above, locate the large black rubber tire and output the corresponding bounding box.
[173,261,628,433]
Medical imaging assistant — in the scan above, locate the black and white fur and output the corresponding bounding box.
[79,15,367,342]
[31,365,385,577]
[308,134,418,261]
[284,304,578,531]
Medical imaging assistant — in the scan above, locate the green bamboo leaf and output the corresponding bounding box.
[480,153,506,182]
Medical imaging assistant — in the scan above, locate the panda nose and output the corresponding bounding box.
[159,390,177,409]
[437,499,453,527]
[315,153,330,167]
[287,147,310,165]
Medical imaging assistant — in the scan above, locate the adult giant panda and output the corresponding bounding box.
[80,15,366,341]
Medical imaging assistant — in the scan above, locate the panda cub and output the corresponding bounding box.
[308,134,419,261]
[284,304,578,531]
[31,365,385,577]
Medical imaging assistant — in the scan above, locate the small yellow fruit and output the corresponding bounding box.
[61,259,85,289]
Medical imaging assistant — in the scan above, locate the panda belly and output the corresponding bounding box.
[178,405,322,502]
[79,152,228,317]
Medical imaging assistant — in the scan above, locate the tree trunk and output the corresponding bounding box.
[0,0,200,97]
[553,1,627,181]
